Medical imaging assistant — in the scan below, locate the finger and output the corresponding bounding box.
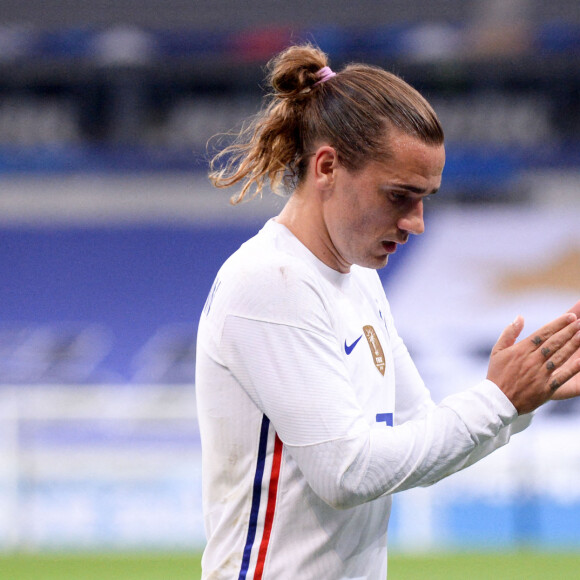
[551,369,580,400]
[538,320,580,359]
[548,349,580,393]
[493,315,524,352]
[538,319,580,363]
[567,300,580,319]
[526,312,577,349]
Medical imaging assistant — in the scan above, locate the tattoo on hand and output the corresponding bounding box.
[550,379,560,391]
[541,347,551,357]
[532,336,543,346]
[546,361,555,371]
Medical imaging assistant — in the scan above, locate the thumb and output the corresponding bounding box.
[493,315,524,353]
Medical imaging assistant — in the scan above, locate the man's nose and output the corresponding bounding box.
[398,200,424,236]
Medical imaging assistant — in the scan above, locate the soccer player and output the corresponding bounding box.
[195,44,580,579]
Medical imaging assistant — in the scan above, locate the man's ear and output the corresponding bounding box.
[313,146,339,189]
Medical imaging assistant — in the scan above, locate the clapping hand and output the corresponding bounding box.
[487,300,580,414]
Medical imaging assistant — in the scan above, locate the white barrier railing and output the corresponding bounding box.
[1,384,579,552]
[0,384,204,551]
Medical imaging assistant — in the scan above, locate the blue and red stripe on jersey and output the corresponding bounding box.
[238,415,283,580]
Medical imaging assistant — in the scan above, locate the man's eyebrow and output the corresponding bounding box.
[394,184,439,195]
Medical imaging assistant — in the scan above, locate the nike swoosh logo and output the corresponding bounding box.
[345,335,363,355]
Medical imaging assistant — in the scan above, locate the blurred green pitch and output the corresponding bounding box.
[1,551,580,579]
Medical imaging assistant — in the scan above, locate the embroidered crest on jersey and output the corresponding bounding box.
[363,325,385,375]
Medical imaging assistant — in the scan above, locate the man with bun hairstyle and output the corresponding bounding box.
[195,43,580,579]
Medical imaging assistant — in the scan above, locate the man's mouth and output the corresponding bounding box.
[381,241,398,253]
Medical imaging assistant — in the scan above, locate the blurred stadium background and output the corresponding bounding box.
[0,0,579,574]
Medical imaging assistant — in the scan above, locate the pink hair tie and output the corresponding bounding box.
[314,66,337,86]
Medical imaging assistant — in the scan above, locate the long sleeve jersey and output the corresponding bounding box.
[195,219,531,579]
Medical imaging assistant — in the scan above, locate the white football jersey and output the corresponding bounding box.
[195,219,531,579]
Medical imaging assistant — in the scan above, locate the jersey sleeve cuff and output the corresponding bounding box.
[439,379,518,445]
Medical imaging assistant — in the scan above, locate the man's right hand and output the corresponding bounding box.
[487,307,580,415]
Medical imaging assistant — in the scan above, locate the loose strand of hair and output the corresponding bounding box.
[209,96,302,204]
